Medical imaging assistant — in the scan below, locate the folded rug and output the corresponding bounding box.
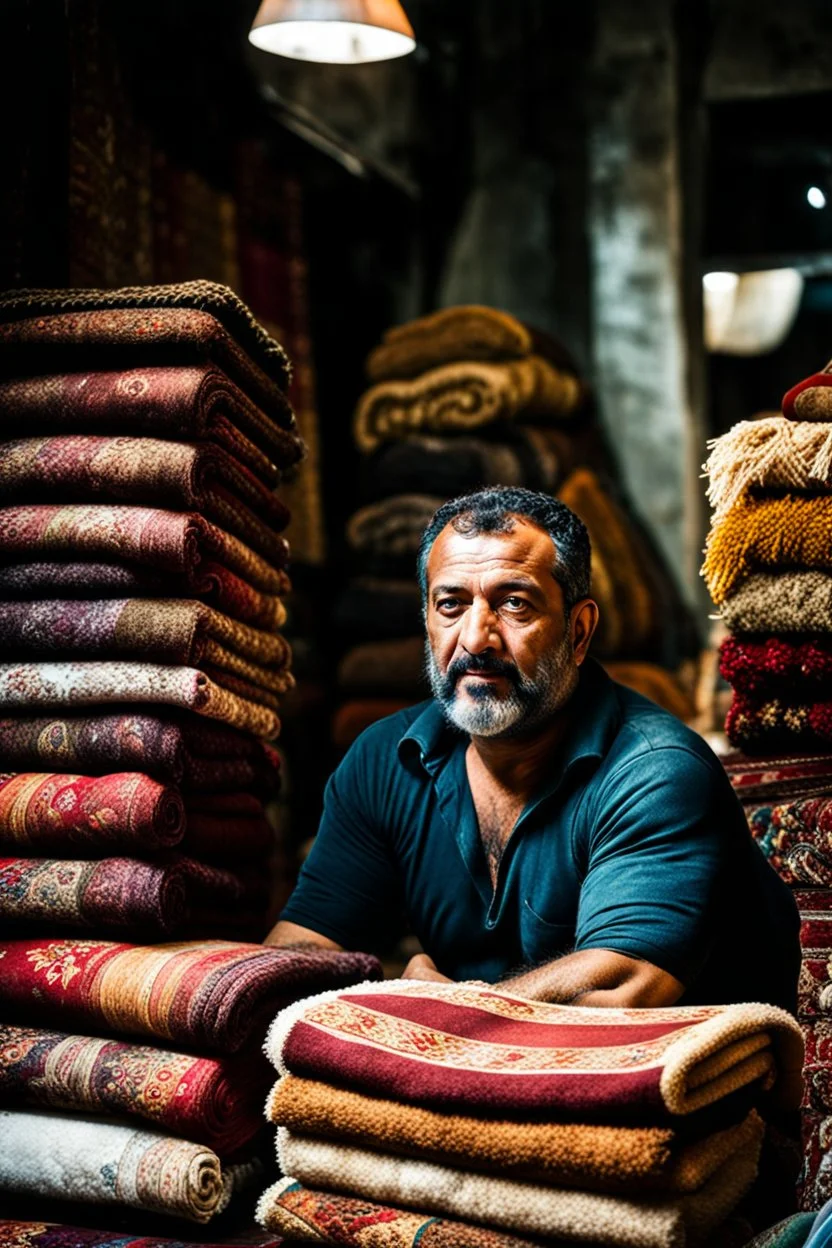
[799,1110,832,1210]
[346,495,442,558]
[797,954,832,1018]
[258,1179,551,1248]
[0,713,281,791]
[0,771,184,854]
[782,368,832,423]
[721,749,832,802]
[338,636,426,697]
[0,504,288,587]
[720,637,832,698]
[743,1213,816,1248]
[603,662,695,721]
[354,357,583,453]
[746,800,832,888]
[267,1074,763,1195]
[183,811,274,860]
[0,662,282,739]
[366,306,537,381]
[333,700,415,749]
[0,1223,282,1248]
[0,599,291,670]
[0,279,292,403]
[0,855,241,935]
[721,572,832,636]
[267,981,804,1119]
[0,1107,230,1221]
[277,1129,762,1248]
[0,939,381,1052]
[702,496,832,606]
[725,693,832,753]
[0,561,289,630]
[0,1023,268,1152]
[705,417,832,518]
[0,366,304,480]
[558,469,655,655]
[334,579,423,641]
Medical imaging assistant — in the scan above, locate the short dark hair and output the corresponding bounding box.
[417,486,591,612]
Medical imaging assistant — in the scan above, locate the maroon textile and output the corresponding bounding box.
[183,812,275,860]
[726,692,832,751]
[0,561,289,630]
[721,749,832,802]
[0,714,281,792]
[721,636,832,697]
[0,1224,281,1248]
[0,772,184,854]
[798,953,832,1018]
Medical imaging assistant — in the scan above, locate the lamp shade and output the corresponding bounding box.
[249,0,415,63]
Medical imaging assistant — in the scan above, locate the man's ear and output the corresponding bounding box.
[570,598,599,665]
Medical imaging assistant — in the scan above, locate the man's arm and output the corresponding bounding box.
[264,919,344,950]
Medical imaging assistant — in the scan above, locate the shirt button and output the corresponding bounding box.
[486,919,496,930]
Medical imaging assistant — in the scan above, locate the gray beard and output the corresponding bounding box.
[425,636,578,739]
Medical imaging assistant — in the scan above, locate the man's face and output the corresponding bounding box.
[424,517,584,738]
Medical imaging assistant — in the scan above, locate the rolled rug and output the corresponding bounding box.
[0,369,304,483]
[720,749,832,803]
[0,855,241,934]
[800,1110,832,1210]
[0,772,184,854]
[0,280,293,409]
[354,357,584,453]
[744,1213,817,1248]
[802,1018,832,1065]
[721,636,832,698]
[725,693,832,753]
[0,662,283,739]
[0,939,382,1052]
[258,1179,551,1248]
[797,955,832,1018]
[704,416,832,519]
[745,801,832,889]
[721,572,832,636]
[267,1074,764,1195]
[0,1023,269,1153]
[0,599,291,670]
[267,981,804,1119]
[702,495,832,606]
[346,495,443,559]
[0,1107,231,1222]
[0,560,289,631]
[277,1128,762,1248]
[783,367,832,423]
[0,1222,282,1248]
[0,504,288,586]
[183,811,275,861]
[0,713,281,794]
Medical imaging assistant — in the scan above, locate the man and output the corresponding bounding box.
[267,487,800,1012]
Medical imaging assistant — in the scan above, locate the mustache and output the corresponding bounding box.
[445,653,521,687]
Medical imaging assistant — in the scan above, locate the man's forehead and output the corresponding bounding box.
[426,518,555,581]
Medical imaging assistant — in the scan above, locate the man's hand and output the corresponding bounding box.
[402,953,452,984]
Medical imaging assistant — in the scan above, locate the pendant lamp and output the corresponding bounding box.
[249,0,415,64]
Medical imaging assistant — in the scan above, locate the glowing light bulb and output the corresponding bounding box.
[808,186,827,210]
[703,271,739,294]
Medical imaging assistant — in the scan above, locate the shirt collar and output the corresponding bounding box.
[397,657,621,779]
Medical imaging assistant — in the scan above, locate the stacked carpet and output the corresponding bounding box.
[703,380,832,1211]
[256,980,803,1248]
[0,282,386,1223]
[0,938,380,1221]
[0,1222,280,1248]
[335,305,684,753]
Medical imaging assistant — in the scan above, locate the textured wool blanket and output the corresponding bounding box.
[725,693,832,753]
[258,1179,551,1248]
[0,1223,281,1248]
[365,430,566,501]
[267,1074,763,1195]
[0,662,282,739]
[783,368,832,423]
[0,599,291,671]
[0,713,281,792]
[0,1023,268,1153]
[721,749,832,803]
[0,279,292,405]
[365,305,577,383]
[558,469,655,657]
[720,637,832,698]
[0,366,304,481]
[703,496,832,606]
[0,855,241,935]
[746,800,832,888]
[346,495,442,558]
[266,982,804,1119]
[704,417,832,519]
[0,771,184,853]
[338,637,426,697]
[0,939,381,1052]
[0,1107,231,1222]
[184,810,275,861]
[0,504,288,587]
[354,357,583,453]
[276,1129,762,1248]
[721,572,832,636]
[0,436,291,548]
[0,561,290,631]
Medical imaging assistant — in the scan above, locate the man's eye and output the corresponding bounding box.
[501,597,530,613]
[437,598,462,613]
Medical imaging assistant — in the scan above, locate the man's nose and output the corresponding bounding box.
[459,599,501,655]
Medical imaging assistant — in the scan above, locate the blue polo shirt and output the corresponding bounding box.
[282,660,800,1012]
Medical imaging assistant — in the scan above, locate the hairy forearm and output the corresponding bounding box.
[263,919,343,951]
[500,948,685,1007]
